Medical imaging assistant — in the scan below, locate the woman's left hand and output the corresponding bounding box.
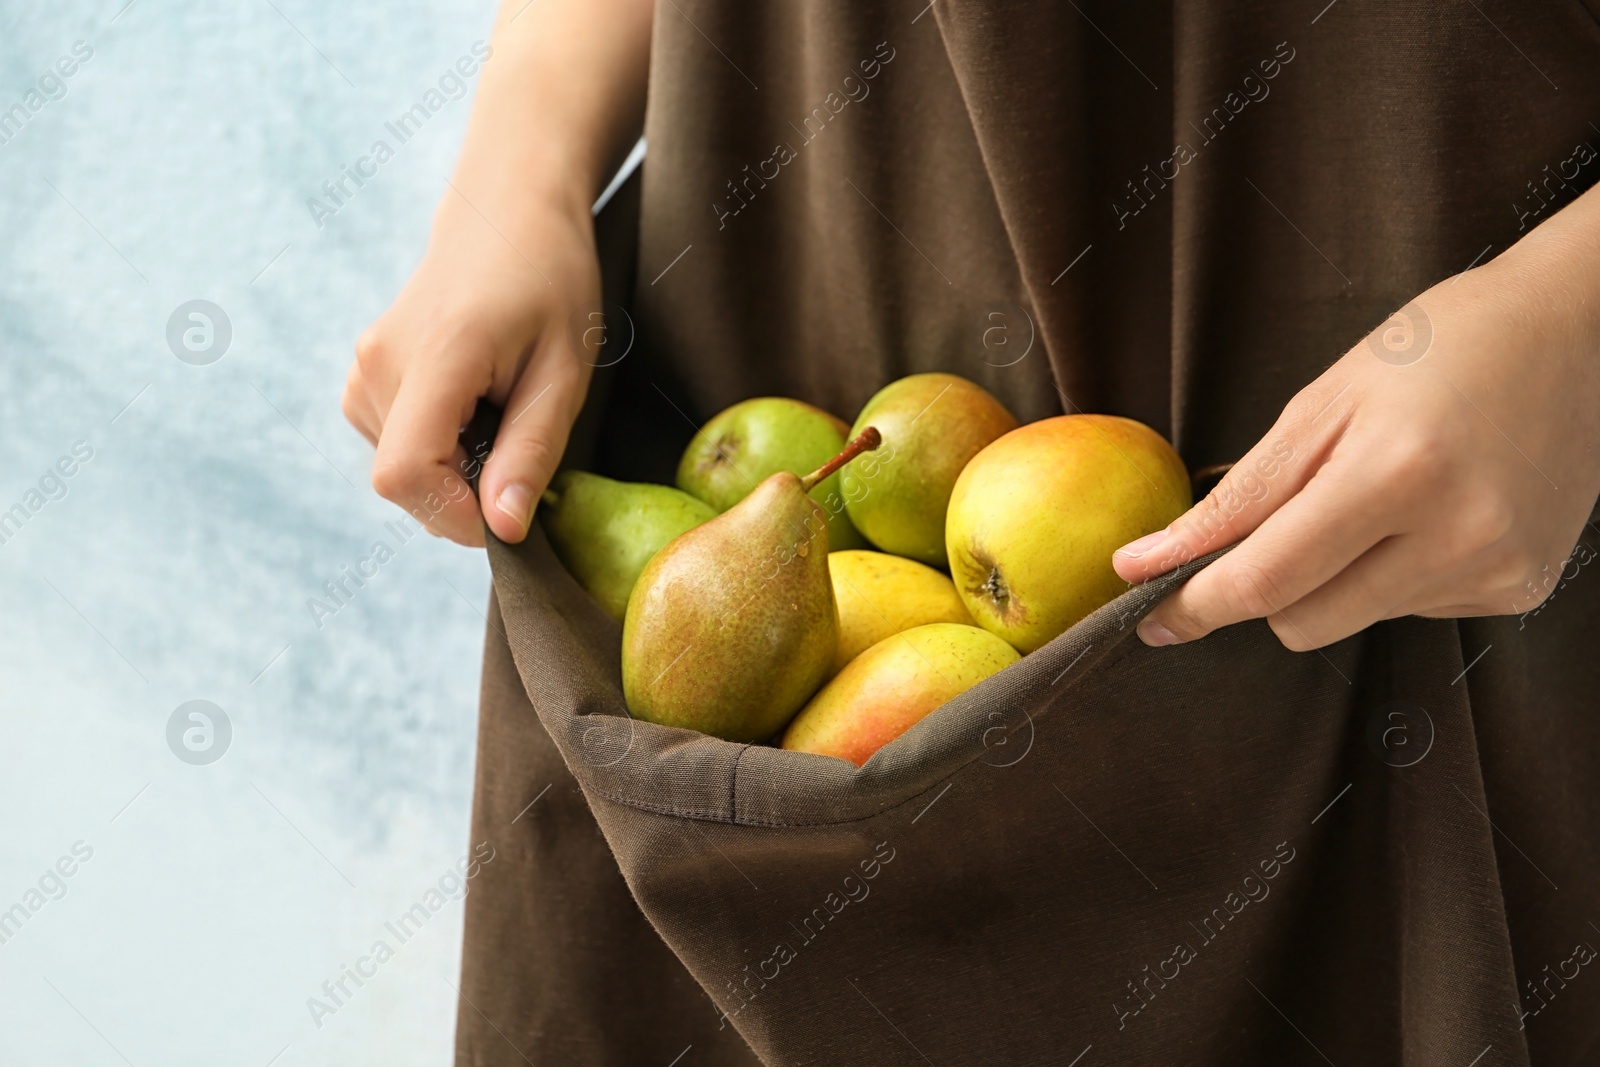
[1112,185,1600,651]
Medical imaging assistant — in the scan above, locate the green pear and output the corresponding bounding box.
[625,429,882,741]
[841,373,1017,567]
[537,471,717,622]
[781,623,1019,766]
[677,396,868,551]
[945,415,1191,653]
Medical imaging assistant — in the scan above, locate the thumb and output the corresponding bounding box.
[478,346,591,543]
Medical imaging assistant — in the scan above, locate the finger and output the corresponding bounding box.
[371,356,491,547]
[1261,535,1421,651]
[351,326,403,426]
[479,344,589,543]
[1113,426,1323,584]
[341,364,380,446]
[1136,460,1395,645]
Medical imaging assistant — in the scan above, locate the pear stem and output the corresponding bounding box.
[800,426,881,493]
[540,489,560,509]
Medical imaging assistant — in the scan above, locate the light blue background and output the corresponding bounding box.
[0,3,506,1064]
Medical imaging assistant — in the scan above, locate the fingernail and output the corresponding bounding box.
[1138,619,1181,647]
[496,483,532,531]
[1116,529,1169,559]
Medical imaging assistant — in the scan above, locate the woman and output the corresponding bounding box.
[344,1,1600,1062]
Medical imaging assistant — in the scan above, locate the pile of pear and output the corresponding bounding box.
[538,373,1191,766]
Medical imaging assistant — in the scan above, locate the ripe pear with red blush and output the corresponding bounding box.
[782,623,1019,766]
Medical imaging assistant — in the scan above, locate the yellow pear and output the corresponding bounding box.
[781,623,1019,766]
[827,550,974,676]
[945,414,1190,653]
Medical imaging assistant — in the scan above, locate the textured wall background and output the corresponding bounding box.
[0,3,503,1064]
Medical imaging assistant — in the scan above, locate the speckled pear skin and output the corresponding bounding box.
[621,471,839,742]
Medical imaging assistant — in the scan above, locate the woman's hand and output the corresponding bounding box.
[1113,186,1600,650]
[343,190,599,546]
[341,0,653,547]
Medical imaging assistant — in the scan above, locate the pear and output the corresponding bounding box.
[782,623,1019,766]
[946,415,1191,653]
[537,471,717,621]
[677,397,868,550]
[624,428,883,741]
[840,374,1017,567]
[828,550,975,676]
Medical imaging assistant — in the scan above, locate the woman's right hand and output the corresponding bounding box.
[342,0,652,546]
[342,184,600,547]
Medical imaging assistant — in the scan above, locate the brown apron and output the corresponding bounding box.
[454,2,1600,1064]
